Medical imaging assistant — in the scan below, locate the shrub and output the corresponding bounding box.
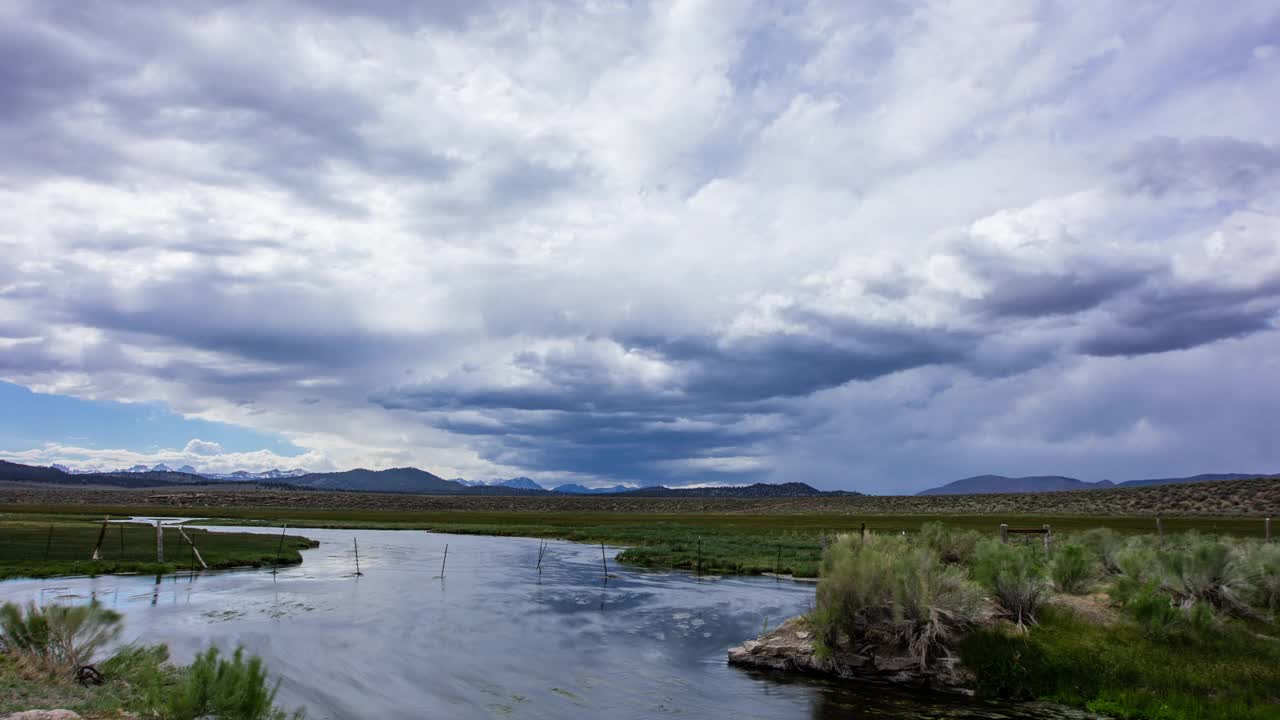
[812,534,984,670]
[1157,536,1251,615]
[1124,582,1182,638]
[165,646,303,720]
[972,540,1049,627]
[919,522,981,565]
[0,601,122,674]
[1240,542,1280,615]
[1050,544,1095,594]
[1076,528,1124,575]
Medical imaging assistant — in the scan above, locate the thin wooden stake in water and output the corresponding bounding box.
[440,544,448,579]
[353,538,363,576]
[775,544,781,582]
[600,542,609,583]
[43,524,53,561]
[272,524,288,576]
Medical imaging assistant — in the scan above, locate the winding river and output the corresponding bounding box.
[0,526,1098,719]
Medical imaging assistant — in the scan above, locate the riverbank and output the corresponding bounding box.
[0,518,316,580]
[0,500,1270,582]
[729,528,1280,720]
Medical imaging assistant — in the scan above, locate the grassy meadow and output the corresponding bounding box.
[0,516,316,580]
[1,502,1270,579]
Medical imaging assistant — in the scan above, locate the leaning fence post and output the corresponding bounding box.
[91,515,111,561]
[272,524,288,576]
[999,523,1009,544]
[353,538,363,576]
[439,543,448,579]
[600,542,609,583]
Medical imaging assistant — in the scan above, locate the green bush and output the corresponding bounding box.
[165,646,303,720]
[972,540,1049,627]
[811,534,983,669]
[1241,542,1280,615]
[1156,536,1251,615]
[1076,528,1124,575]
[1050,544,1095,594]
[0,601,122,674]
[919,522,981,565]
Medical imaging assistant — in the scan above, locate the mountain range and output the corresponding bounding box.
[5,459,1276,498]
[916,472,1280,495]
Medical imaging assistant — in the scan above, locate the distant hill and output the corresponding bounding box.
[285,467,462,493]
[623,482,830,498]
[495,477,544,491]
[918,475,1112,495]
[553,483,633,494]
[918,472,1279,495]
[1116,473,1280,488]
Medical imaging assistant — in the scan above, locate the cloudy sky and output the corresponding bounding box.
[1,1,1279,492]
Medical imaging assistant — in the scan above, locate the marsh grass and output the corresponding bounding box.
[0,521,316,580]
[960,605,1280,720]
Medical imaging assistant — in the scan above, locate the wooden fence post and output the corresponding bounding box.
[1043,524,1052,554]
[999,524,1009,544]
[860,523,866,544]
[1156,515,1164,544]
[775,544,781,582]
[156,520,164,563]
[440,543,448,579]
[272,524,288,576]
[43,524,53,561]
[1267,517,1272,543]
[178,526,207,570]
[353,538,363,576]
[600,542,609,583]
[91,515,111,561]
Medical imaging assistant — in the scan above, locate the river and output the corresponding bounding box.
[0,526,1098,719]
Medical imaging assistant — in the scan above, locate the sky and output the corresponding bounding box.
[1,1,1279,493]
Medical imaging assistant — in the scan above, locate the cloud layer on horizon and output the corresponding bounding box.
[1,0,1279,491]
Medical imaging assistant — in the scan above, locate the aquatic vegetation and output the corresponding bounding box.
[971,540,1049,627]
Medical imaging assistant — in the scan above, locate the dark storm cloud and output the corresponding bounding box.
[371,311,974,479]
[1079,281,1280,357]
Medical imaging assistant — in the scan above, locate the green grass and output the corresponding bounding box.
[960,606,1280,720]
[0,518,316,580]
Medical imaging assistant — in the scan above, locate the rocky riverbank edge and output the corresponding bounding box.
[726,616,973,694]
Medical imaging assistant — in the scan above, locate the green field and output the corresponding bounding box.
[0,515,317,580]
[2,503,1268,579]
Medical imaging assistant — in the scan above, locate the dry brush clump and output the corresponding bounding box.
[971,540,1051,628]
[811,533,984,671]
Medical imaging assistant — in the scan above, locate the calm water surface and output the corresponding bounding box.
[0,527,1097,720]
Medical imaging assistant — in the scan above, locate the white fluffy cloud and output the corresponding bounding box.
[1,1,1278,490]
